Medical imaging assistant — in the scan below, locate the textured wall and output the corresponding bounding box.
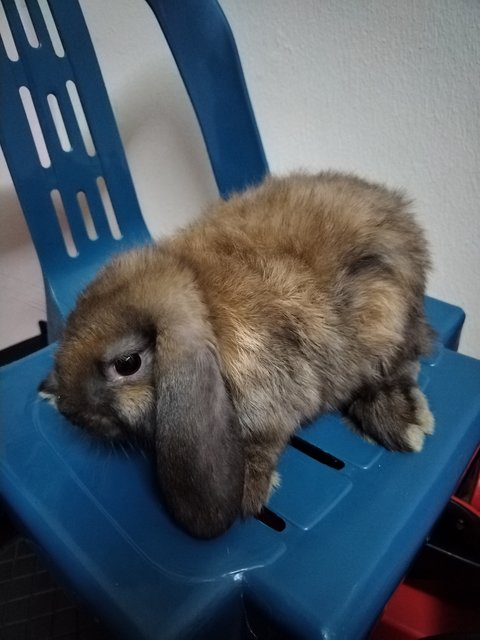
[1,1,479,356]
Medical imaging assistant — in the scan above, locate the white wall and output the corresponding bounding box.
[1,0,479,357]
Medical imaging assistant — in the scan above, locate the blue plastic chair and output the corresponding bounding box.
[0,0,267,341]
[1,1,479,639]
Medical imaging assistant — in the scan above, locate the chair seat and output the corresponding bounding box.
[2,297,479,640]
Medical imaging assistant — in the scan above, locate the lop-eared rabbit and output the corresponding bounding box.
[40,172,434,538]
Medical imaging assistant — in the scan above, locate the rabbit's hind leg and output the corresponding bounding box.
[345,370,434,452]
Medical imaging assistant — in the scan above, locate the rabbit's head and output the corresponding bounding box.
[40,248,245,538]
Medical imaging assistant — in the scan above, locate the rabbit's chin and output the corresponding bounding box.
[57,405,126,441]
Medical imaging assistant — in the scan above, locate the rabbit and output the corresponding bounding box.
[39,171,434,538]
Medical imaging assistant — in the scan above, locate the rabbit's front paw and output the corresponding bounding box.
[242,458,281,516]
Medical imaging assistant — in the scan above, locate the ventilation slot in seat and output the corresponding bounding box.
[255,507,286,532]
[290,435,345,470]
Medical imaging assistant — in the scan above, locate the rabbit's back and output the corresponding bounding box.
[167,172,431,428]
[173,172,427,292]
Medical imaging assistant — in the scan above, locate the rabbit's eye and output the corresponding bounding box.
[113,353,142,376]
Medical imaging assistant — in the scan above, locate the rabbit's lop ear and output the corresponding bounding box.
[154,336,245,538]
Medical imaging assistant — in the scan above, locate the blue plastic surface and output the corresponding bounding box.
[1,1,479,639]
[423,296,465,351]
[2,336,480,639]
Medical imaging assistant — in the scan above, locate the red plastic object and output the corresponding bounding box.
[370,581,480,640]
[371,450,480,640]
[461,447,480,514]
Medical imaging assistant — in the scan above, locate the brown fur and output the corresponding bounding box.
[40,171,434,537]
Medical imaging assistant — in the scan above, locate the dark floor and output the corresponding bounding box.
[0,324,114,640]
[0,533,111,640]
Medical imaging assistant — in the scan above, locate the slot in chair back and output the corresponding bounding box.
[0,0,267,336]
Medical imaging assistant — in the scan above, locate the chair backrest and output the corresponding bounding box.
[0,0,268,336]
[145,0,268,198]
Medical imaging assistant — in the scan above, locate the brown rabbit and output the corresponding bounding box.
[40,171,434,538]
